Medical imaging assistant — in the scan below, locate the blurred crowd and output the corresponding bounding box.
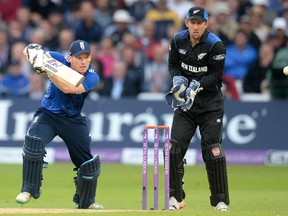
[0,0,288,101]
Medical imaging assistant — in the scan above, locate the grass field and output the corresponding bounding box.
[0,163,287,216]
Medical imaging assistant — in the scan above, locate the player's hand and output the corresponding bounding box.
[180,80,203,112]
[23,43,46,74]
[165,76,188,108]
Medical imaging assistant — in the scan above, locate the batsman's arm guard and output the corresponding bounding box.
[73,155,101,209]
[203,143,229,206]
[21,135,45,199]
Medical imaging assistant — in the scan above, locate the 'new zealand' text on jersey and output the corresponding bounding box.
[168,29,226,94]
[41,51,99,116]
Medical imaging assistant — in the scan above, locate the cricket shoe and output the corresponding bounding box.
[169,196,186,210]
[215,202,229,211]
[88,202,104,210]
[74,202,104,210]
[16,192,31,204]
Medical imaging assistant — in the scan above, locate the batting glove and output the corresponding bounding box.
[23,43,46,74]
[165,76,188,108]
[180,80,203,112]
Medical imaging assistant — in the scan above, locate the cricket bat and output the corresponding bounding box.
[24,44,85,87]
[42,56,84,87]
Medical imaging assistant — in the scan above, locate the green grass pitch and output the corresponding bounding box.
[0,163,287,215]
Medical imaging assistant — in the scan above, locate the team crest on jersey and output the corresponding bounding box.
[213,54,225,60]
[198,53,207,60]
[178,49,187,55]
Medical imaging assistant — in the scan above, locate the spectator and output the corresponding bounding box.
[270,17,288,51]
[238,15,262,51]
[143,44,171,93]
[100,60,140,99]
[47,9,67,33]
[27,28,48,51]
[7,20,26,44]
[89,43,104,94]
[243,42,274,93]
[0,30,10,75]
[73,1,103,44]
[237,0,253,21]
[227,0,241,22]
[163,23,180,49]
[222,74,240,100]
[110,0,128,12]
[120,32,137,49]
[119,46,144,94]
[251,0,277,26]
[56,0,82,19]
[128,0,155,23]
[97,37,118,79]
[0,59,30,98]
[265,47,288,99]
[0,0,287,102]
[104,9,138,48]
[135,20,161,62]
[9,41,31,77]
[60,0,82,27]
[0,17,7,32]
[94,0,113,29]
[167,0,194,22]
[15,6,35,42]
[195,0,214,10]
[46,10,70,48]
[208,14,231,47]
[38,19,58,50]
[29,73,45,100]
[213,1,238,42]
[145,0,181,40]
[248,5,270,42]
[269,0,285,16]
[23,0,60,20]
[57,28,75,55]
[282,7,288,25]
[121,33,144,66]
[224,29,258,80]
[0,0,21,23]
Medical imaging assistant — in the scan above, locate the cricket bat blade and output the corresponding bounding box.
[43,57,84,87]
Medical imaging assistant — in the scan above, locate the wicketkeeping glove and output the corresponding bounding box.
[180,79,203,112]
[23,43,46,74]
[165,76,188,108]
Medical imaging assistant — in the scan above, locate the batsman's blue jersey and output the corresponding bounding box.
[41,51,99,116]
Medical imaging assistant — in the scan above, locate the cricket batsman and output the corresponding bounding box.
[15,40,103,209]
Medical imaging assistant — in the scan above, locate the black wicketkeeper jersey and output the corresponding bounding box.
[168,29,226,95]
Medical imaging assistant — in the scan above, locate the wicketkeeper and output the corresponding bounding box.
[165,6,230,211]
[16,40,103,210]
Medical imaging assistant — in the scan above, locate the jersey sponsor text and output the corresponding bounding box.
[181,62,208,73]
